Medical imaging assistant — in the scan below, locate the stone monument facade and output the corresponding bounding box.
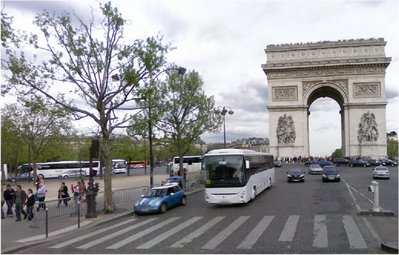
[262,38,391,158]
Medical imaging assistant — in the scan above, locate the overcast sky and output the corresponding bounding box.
[2,0,399,157]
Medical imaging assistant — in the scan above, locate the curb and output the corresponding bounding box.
[2,187,204,254]
[359,210,395,217]
[381,242,399,254]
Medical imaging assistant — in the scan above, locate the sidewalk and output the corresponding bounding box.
[344,180,398,253]
[1,173,204,254]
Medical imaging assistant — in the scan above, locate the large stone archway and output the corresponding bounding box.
[262,38,391,158]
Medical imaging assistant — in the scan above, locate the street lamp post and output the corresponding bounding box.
[218,106,234,148]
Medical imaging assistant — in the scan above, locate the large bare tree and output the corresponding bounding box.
[2,2,170,211]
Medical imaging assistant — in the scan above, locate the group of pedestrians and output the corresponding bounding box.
[1,184,36,221]
[1,176,88,223]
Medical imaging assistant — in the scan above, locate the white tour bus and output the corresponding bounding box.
[28,161,100,179]
[203,149,275,204]
[172,155,202,174]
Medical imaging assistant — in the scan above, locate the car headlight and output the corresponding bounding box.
[287,174,292,177]
[336,174,340,177]
[322,174,327,178]
[134,201,139,207]
[299,174,304,177]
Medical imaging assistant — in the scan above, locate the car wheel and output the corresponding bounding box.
[63,175,69,179]
[160,203,167,214]
[181,196,187,206]
[337,178,341,182]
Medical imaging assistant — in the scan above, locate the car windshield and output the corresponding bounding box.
[310,164,321,168]
[146,188,168,197]
[204,155,245,187]
[288,169,303,174]
[375,167,388,171]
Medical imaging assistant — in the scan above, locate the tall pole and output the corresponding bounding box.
[223,114,226,148]
[148,105,154,188]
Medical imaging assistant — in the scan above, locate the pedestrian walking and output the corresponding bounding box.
[36,183,46,211]
[72,181,81,201]
[80,180,87,201]
[3,184,15,217]
[35,174,45,191]
[1,185,5,219]
[14,185,28,222]
[25,189,35,221]
[57,182,70,207]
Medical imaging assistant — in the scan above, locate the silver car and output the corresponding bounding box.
[308,164,323,175]
[372,166,390,179]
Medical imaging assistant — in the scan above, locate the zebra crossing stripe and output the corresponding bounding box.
[237,215,275,249]
[50,218,137,249]
[136,217,203,249]
[278,215,300,242]
[77,218,157,250]
[202,216,250,250]
[106,217,180,250]
[170,216,225,248]
[313,215,328,248]
[342,215,367,249]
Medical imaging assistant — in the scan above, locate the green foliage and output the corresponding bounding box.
[129,66,222,173]
[387,139,398,158]
[331,149,342,158]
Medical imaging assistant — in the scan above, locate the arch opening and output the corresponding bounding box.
[307,86,344,158]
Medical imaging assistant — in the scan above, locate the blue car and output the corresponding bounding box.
[133,184,186,214]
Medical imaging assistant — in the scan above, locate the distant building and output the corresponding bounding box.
[232,137,270,153]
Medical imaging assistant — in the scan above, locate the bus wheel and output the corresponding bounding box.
[251,187,257,201]
[269,178,272,188]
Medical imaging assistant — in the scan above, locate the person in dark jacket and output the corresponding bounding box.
[3,184,15,217]
[14,185,27,222]
[57,182,70,207]
[25,188,35,221]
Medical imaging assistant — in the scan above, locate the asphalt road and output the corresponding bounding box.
[15,164,397,254]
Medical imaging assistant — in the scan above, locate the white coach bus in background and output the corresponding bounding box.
[203,149,275,204]
[27,161,100,179]
[172,155,202,174]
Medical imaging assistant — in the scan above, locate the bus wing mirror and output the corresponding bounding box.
[245,160,250,169]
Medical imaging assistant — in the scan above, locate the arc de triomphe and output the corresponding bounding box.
[262,38,391,158]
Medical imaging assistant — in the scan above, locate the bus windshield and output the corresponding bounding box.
[204,155,245,187]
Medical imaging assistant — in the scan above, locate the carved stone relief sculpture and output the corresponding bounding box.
[354,82,380,98]
[272,86,297,101]
[357,112,379,142]
[276,114,296,144]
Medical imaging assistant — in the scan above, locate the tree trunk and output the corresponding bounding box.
[101,135,114,212]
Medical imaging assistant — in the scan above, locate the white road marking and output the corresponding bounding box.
[16,221,92,243]
[50,218,137,248]
[136,217,202,249]
[278,215,300,242]
[313,215,328,248]
[237,215,275,249]
[106,217,180,250]
[342,215,367,249]
[77,218,157,250]
[170,216,225,248]
[202,216,249,250]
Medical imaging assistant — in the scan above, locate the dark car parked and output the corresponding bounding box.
[333,158,349,166]
[287,168,305,182]
[380,158,398,167]
[367,159,382,167]
[349,159,369,167]
[322,166,340,182]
